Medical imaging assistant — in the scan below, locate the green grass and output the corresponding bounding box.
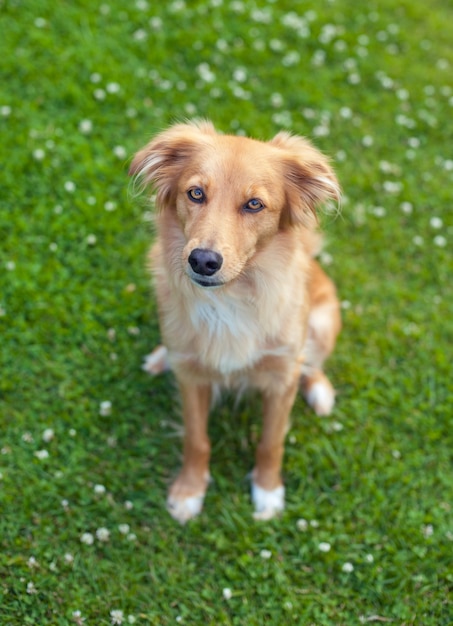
[1,0,452,624]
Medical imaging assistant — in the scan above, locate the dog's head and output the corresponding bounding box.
[130,120,340,288]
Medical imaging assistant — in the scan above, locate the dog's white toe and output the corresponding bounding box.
[142,345,170,375]
[251,482,285,520]
[167,493,205,525]
[306,380,335,416]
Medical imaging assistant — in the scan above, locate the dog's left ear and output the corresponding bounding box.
[270,132,340,227]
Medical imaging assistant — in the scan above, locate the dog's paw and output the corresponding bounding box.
[303,373,335,416]
[251,482,285,521]
[142,345,170,375]
[167,493,205,525]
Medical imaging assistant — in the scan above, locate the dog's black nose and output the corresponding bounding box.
[188,248,223,276]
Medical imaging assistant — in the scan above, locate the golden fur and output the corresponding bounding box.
[130,120,341,523]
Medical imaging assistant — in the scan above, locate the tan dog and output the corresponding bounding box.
[130,120,341,523]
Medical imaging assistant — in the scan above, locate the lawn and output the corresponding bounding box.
[1,0,452,624]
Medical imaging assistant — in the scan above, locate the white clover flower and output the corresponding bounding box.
[27,581,38,594]
[383,181,402,194]
[342,562,354,573]
[270,93,283,108]
[127,533,137,542]
[269,38,284,52]
[365,553,374,563]
[251,8,271,23]
[282,51,300,67]
[72,610,86,625]
[319,23,337,44]
[64,181,76,193]
[372,206,386,217]
[184,103,197,115]
[430,217,443,229]
[80,532,95,545]
[124,500,134,510]
[413,236,424,246]
[79,119,93,134]
[222,588,232,600]
[170,0,186,11]
[34,449,49,460]
[312,124,330,137]
[400,201,413,214]
[94,88,106,100]
[27,557,39,569]
[318,542,331,552]
[113,146,127,159]
[42,428,55,443]
[1,105,12,116]
[362,135,374,147]
[69,429,77,437]
[86,234,97,246]
[133,29,147,41]
[296,518,308,531]
[34,17,47,28]
[61,499,69,509]
[22,432,34,443]
[260,549,272,559]
[106,82,120,94]
[422,524,434,538]
[233,67,247,83]
[94,484,106,495]
[33,148,45,161]
[310,519,320,528]
[100,401,112,416]
[118,524,130,535]
[110,610,124,625]
[65,553,74,563]
[197,63,215,83]
[434,235,446,247]
[149,16,163,29]
[90,72,102,83]
[311,50,326,66]
[96,527,110,542]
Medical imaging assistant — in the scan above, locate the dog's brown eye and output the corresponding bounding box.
[188,187,205,203]
[244,198,264,213]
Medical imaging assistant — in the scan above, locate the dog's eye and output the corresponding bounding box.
[187,188,205,203]
[244,198,264,213]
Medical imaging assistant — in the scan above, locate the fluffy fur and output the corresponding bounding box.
[130,120,341,523]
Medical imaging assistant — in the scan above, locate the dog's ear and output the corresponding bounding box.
[129,120,216,208]
[269,132,340,228]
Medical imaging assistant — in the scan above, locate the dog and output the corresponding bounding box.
[129,120,341,523]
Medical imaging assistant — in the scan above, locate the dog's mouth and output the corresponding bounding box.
[190,276,225,288]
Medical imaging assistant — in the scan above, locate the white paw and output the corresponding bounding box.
[166,493,205,525]
[306,380,335,416]
[251,482,285,520]
[142,345,170,375]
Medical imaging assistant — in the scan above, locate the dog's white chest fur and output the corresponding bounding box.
[188,291,262,375]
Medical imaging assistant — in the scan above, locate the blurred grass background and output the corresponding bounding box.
[0,0,452,624]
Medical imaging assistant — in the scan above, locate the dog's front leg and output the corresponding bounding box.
[167,381,211,524]
[252,376,299,520]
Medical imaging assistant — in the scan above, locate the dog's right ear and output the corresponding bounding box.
[129,121,216,208]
